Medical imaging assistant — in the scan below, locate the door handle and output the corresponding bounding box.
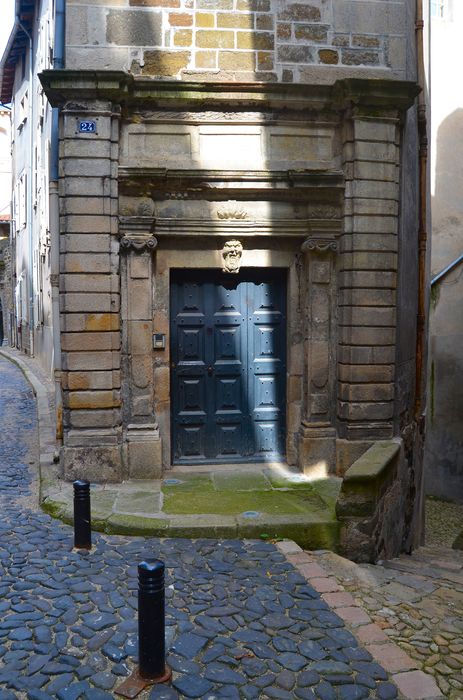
[207,366,213,376]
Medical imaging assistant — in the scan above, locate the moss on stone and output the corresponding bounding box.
[264,470,318,491]
[163,488,326,515]
[237,519,341,551]
[106,513,169,536]
[343,441,400,482]
[311,477,343,507]
[453,530,463,551]
[90,490,118,516]
[41,499,73,525]
[162,474,214,494]
[168,515,238,539]
[212,471,271,491]
[114,490,161,515]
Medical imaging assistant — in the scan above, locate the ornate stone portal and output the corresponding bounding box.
[40,72,419,491]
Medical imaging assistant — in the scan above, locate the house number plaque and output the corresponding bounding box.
[78,120,97,133]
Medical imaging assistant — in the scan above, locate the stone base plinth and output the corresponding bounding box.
[62,445,123,483]
[298,424,336,477]
[126,425,162,479]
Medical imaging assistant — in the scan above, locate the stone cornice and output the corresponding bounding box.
[39,71,420,114]
[153,218,341,238]
[117,215,341,238]
[118,167,345,200]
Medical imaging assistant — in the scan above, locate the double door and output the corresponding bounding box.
[170,269,286,463]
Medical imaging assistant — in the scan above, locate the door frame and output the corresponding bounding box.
[152,243,303,470]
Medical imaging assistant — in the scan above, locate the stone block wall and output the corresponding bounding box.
[58,100,123,481]
[66,0,409,80]
[336,440,408,562]
[338,116,400,441]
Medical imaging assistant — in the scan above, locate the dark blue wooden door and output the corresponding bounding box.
[171,269,286,464]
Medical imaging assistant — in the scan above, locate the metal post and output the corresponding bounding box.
[73,479,91,550]
[138,560,171,682]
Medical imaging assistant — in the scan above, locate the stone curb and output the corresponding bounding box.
[276,540,445,700]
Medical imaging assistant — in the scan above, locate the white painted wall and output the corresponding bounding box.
[10,0,54,371]
[425,0,463,501]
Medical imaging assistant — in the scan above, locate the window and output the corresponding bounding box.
[431,0,447,19]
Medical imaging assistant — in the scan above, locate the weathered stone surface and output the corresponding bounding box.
[140,50,191,76]
[107,10,162,45]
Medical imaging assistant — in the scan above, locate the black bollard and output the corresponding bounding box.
[73,479,91,550]
[138,559,171,682]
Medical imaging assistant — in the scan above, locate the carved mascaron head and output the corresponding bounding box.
[222,240,243,274]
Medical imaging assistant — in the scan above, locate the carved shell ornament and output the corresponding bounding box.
[222,240,243,274]
[217,201,249,220]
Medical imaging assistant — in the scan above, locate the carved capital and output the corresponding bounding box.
[301,237,338,254]
[120,234,158,252]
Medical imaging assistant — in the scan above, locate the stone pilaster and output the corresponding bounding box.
[119,217,162,478]
[338,113,400,440]
[59,101,122,481]
[299,236,338,476]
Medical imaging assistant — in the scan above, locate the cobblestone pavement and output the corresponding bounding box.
[312,537,463,699]
[0,356,408,700]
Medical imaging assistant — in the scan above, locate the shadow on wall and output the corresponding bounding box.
[424,109,463,502]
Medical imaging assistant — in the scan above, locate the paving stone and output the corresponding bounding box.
[204,663,247,684]
[170,633,209,658]
[377,682,398,699]
[172,674,213,697]
[276,669,296,689]
[148,686,180,699]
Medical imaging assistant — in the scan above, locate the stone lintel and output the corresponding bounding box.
[152,218,341,238]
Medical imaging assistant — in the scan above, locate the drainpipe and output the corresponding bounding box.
[50,0,65,442]
[414,0,428,423]
[16,15,34,356]
[411,0,429,549]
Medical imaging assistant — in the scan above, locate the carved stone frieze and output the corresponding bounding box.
[301,237,338,254]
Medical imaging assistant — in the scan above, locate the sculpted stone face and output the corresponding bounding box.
[222,240,243,273]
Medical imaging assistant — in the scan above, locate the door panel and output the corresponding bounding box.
[171,269,286,464]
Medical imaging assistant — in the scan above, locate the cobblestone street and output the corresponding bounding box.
[0,357,454,700]
[0,354,448,700]
[312,513,463,699]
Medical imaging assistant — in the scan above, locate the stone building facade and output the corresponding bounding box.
[4,0,428,557]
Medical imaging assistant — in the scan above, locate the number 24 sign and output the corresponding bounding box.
[78,120,97,133]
